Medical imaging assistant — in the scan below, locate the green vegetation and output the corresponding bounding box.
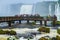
[55,21,60,25]
[51,21,60,25]
[0,29,16,35]
[57,29,60,34]
[39,35,60,40]
[56,35,60,40]
[7,30,16,35]
[31,22,36,25]
[38,27,50,33]
[7,36,17,40]
[29,22,36,25]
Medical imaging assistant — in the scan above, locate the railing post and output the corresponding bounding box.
[52,15,57,27]
[27,20,29,24]
[19,20,21,24]
[8,21,11,27]
[34,20,36,23]
[44,20,47,26]
[52,19,56,27]
[40,20,42,26]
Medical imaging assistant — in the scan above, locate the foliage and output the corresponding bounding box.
[31,22,36,25]
[38,27,50,33]
[51,21,60,25]
[0,29,16,35]
[56,35,60,40]
[7,30,16,35]
[7,36,16,40]
[57,29,60,34]
[56,21,60,25]
[39,35,60,40]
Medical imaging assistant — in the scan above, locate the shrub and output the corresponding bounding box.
[51,37,56,40]
[56,21,60,25]
[0,29,16,35]
[9,30,16,35]
[56,36,60,40]
[30,22,36,25]
[57,29,60,34]
[7,36,16,40]
[45,28,50,33]
[38,27,50,33]
[0,29,7,34]
[51,21,60,25]
[38,27,46,32]
[29,22,36,25]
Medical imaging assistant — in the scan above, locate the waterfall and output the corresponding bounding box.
[55,2,60,21]
[20,5,33,15]
[49,4,51,16]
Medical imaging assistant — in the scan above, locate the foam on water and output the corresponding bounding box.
[0,22,8,27]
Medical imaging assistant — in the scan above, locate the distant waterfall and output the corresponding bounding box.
[55,2,60,21]
[20,5,33,15]
[49,4,51,16]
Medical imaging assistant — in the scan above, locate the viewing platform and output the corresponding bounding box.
[0,14,57,27]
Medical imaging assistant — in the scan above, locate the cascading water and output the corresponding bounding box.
[20,5,33,15]
[49,4,51,16]
[55,2,60,21]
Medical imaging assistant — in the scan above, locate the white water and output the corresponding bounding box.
[55,2,60,21]
[13,28,58,40]
[0,22,8,27]
[20,5,33,15]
